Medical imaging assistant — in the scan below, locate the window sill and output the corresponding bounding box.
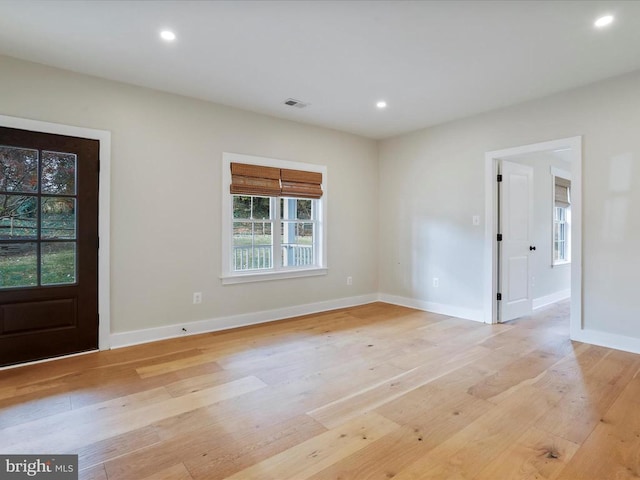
[221,267,328,285]
[552,260,571,267]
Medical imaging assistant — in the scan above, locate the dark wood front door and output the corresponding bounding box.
[0,127,99,366]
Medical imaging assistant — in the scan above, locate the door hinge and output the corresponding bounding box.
[497,293,502,301]
[497,233,502,241]
[497,174,503,182]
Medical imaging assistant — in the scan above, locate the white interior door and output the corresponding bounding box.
[499,160,534,322]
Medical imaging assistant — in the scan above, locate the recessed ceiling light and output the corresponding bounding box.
[160,30,176,41]
[594,15,614,28]
[376,101,387,109]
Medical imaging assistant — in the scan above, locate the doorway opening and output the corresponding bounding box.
[484,137,582,338]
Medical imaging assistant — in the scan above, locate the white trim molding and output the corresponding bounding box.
[221,267,328,285]
[532,289,571,310]
[573,329,640,355]
[484,136,582,339]
[221,152,328,284]
[0,114,111,350]
[110,294,377,348]
[378,293,484,323]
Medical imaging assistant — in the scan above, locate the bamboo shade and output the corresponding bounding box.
[230,163,281,196]
[555,177,571,207]
[230,163,323,199]
[280,168,323,199]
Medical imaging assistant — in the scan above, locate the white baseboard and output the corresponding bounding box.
[377,293,484,323]
[533,289,571,310]
[110,290,640,358]
[110,294,378,349]
[572,328,640,355]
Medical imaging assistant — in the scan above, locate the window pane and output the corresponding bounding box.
[251,196,270,219]
[0,195,37,239]
[0,146,38,193]
[42,151,77,195]
[280,198,313,220]
[41,242,76,285]
[296,199,312,220]
[233,221,273,270]
[42,197,76,239]
[233,196,252,219]
[0,243,37,288]
[233,221,253,246]
[281,222,314,267]
[233,195,271,220]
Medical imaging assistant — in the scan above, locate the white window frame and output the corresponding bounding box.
[221,152,327,284]
[551,167,571,266]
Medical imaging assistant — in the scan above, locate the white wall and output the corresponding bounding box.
[508,152,571,304]
[0,55,379,339]
[4,53,640,351]
[379,68,640,341]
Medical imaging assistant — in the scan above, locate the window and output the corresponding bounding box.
[1,145,79,288]
[553,173,571,265]
[221,153,326,284]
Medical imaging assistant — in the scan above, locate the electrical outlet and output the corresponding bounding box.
[193,292,202,304]
[347,276,353,286]
[433,277,439,288]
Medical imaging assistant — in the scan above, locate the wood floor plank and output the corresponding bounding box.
[135,350,223,379]
[532,343,608,396]
[534,376,624,445]
[556,373,640,479]
[78,464,108,480]
[184,414,326,480]
[304,425,431,480]
[0,386,172,448]
[308,345,489,429]
[76,425,161,470]
[306,389,493,480]
[163,369,244,397]
[375,385,494,451]
[140,463,194,480]
[473,426,579,480]
[1,301,638,480]
[534,348,640,445]
[390,385,560,479]
[0,391,71,428]
[224,412,400,480]
[1,376,265,454]
[468,349,564,403]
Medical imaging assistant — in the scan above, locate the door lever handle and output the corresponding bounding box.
[529,246,536,251]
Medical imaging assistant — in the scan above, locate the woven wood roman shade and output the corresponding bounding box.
[281,168,323,199]
[230,163,281,196]
[230,163,323,199]
[555,177,571,207]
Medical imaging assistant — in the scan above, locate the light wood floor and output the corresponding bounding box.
[1,301,639,479]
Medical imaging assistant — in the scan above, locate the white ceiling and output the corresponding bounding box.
[1,1,640,139]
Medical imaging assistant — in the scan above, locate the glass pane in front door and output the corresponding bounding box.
[0,145,78,289]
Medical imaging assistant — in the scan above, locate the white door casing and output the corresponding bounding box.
[499,160,534,322]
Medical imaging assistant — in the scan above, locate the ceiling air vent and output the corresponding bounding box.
[283,98,309,109]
